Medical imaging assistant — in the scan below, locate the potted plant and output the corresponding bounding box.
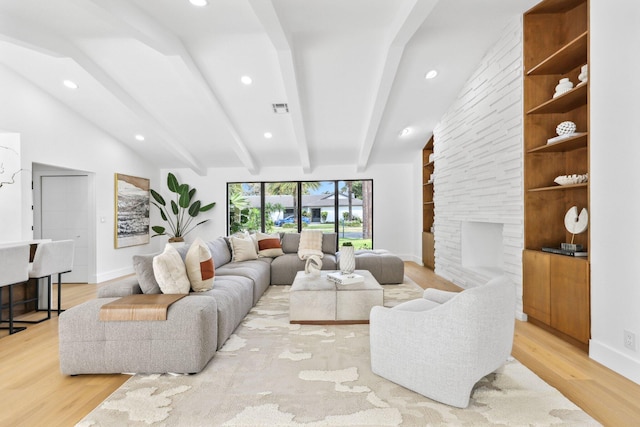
[150,173,215,242]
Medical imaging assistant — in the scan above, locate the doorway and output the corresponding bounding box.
[33,164,96,284]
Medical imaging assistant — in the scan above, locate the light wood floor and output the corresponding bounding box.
[1,263,639,426]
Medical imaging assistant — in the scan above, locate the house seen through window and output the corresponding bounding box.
[227,180,373,249]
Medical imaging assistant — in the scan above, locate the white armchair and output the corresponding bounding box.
[369,276,516,408]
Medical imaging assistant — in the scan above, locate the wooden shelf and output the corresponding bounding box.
[528,132,588,153]
[528,183,587,192]
[527,82,587,114]
[527,31,588,75]
[422,136,435,270]
[527,0,585,14]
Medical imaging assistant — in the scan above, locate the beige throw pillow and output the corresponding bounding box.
[185,238,214,292]
[152,244,191,294]
[230,235,258,262]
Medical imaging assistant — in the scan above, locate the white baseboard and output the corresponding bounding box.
[589,339,640,385]
[95,266,134,284]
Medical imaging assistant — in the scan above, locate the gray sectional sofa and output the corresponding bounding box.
[58,232,404,375]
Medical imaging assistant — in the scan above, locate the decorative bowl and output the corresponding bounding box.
[554,173,588,186]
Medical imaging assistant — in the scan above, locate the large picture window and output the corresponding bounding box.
[227,180,373,249]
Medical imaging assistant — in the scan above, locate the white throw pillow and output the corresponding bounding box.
[185,238,214,292]
[256,232,284,258]
[230,235,258,262]
[153,244,191,294]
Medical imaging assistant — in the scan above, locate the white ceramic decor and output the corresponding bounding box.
[553,78,574,98]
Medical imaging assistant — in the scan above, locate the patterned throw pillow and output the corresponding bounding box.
[256,232,284,258]
[185,238,214,292]
[152,244,191,294]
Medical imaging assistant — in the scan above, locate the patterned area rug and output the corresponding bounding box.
[79,280,600,426]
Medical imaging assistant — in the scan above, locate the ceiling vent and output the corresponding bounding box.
[272,103,289,114]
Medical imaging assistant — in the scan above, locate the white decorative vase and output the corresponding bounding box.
[304,255,322,276]
[553,78,574,98]
[578,64,588,84]
[340,245,355,274]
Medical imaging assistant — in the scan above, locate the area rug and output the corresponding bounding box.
[78,280,600,426]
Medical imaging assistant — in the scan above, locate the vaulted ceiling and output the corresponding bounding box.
[0,0,537,175]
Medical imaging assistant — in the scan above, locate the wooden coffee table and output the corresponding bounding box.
[289,270,383,324]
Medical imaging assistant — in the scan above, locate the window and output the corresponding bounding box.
[227,180,373,249]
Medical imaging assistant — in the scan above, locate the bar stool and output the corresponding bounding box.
[24,240,75,322]
[0,245,30,334]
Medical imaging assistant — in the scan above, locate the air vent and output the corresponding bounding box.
[272,103,289,114]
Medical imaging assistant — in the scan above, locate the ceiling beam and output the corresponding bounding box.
[248,0,312,173]
[356,0,439,172]
[0,15,207,175]
[80,0,258,174]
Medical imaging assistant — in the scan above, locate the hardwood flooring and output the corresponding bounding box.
[1,263,639,426]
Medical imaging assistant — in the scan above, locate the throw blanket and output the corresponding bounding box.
[99,294,186,321]
[298,230,324,260]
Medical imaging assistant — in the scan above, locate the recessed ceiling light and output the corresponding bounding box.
[400,128,411,137]
[264,132,273,139]
[425,70,438,79]
[135,134,145,141]
[189,0,208,6]
[63,80,78,89]
[241,76,253,85]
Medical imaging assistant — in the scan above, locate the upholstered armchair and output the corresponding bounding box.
[369,276,516,408]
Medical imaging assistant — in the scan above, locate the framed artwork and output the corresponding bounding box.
[114,173,150,248]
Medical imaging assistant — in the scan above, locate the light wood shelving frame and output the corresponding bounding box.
[522,0,590,350]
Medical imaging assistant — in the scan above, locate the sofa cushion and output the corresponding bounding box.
[216,259,272,305]
[207,237,232,268]
[190,275,254,350]
[133,253,161,294]
[322,233,338,254]
[229,235,258,262]
[153,244,190,294]
[270,253,337,285]
[256,232,284,258]
[185,238,215,292]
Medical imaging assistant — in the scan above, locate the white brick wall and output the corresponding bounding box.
[432,18,525,317]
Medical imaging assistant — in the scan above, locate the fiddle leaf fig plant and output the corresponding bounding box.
[150,172,215,241]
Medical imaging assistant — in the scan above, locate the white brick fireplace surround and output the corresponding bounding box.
[432,18,525,318]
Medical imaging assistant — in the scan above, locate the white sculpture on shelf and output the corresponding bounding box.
[563,206,588,251]
[553,78,574,98]
[578,64,588,84]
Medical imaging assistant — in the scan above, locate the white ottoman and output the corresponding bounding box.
[289,270,383,324]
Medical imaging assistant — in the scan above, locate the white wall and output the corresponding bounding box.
[589,0,640,384]
[161,163,417,261]
[431,19,524,314]
[0,66,162,283]
[0,132,22,241]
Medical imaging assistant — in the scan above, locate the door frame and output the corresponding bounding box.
[32,164,96,284]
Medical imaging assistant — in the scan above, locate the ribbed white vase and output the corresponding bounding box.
[340,245,355,274]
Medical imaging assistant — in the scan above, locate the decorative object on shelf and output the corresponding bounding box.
[339,242,355,274]
[578,64,588,84]
[563,206,588,250]
[150,172,216,243]
[547,121,579,144]
[304,254,322,276]
[556,121,577,136]
[554,173,588,186]
[114,173,151,248]
[428,153,434,163]
[553,77,574,98]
